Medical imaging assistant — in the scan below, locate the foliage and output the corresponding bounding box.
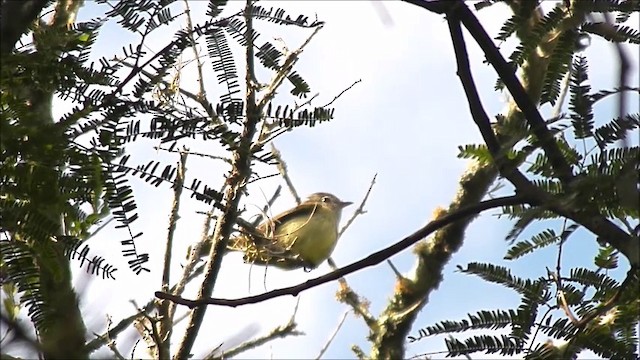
[414,258,638,358]
[441,0,640,358]
[1,12,120,354]
[1,0,330,358]
[2,0,637,358]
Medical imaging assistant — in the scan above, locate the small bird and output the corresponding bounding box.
[229,192,352,270]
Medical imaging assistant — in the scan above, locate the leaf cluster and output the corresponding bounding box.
[412,259,638,358]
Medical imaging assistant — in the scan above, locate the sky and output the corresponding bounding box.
[5,0,639,359]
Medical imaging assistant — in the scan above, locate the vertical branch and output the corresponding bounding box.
[169,4,322,358]
[244,1,258,91]
[457,4,575,184]
[174,1,262,358]
[183,0,207,100]
[158,150,188,359]
[23,1,89,358]
[168,212,213,318]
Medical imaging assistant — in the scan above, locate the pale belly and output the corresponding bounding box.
[275,209,339,266]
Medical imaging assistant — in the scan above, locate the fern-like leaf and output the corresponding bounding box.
[594,113,640,147]
[505,229,559,260]
[446,334,522,357]
[593,245,619,269]
[205,28,240,104]
[569,55,594,139]
[582,22,640,44]
[207,0,227,18]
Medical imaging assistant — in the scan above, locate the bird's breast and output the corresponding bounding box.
[274,207,339,266]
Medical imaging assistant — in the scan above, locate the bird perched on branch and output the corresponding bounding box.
[195,192,352,270]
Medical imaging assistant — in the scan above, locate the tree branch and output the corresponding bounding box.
[456,3,575,183]
[0,0,51,56]
[155,195,530,307]
[174,1,266,357]
[446,3,639,266]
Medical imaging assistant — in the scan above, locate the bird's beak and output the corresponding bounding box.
[340,201,353,208]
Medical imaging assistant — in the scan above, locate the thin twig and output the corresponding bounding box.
[116,59,224,128]
[257,24,324,110]
[329,175,378,327]
[86,304,152,352]
[0,313,41,354]
[254,127,290,149]
[183,0,207,101]
[455,3,575,184]
[554,220,580,325]
[270,143,301,204]
[247,172,280,184]
[132,311,158,359]
[525,305,556,355]
[205,323,261,359]
[447,14,534,191]
[385,259,402,278]
[252,185,283,227]
[168,211,214,325]
[85,263,207,353]
[339,174,377,238]
[158,149,188,358]
[293,92,320,112]
[105,322,127,360]
[321,79,362,108]
[315,310,351,360]
[155,146,232,164]
[80,217,115,244]
[172,208,216,358]
[210,300,304,359]
[139,307,164,359]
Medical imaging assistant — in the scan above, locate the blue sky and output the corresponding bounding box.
[26,0,640,359]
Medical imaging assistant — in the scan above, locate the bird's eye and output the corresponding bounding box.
[322,196,330,203]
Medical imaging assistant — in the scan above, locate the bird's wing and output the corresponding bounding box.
[257,201,319,234]
[230,202,322,270]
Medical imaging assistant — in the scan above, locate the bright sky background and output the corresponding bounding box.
[8,0,639,359]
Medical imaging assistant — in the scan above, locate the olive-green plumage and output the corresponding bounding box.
[230,192,352,270]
